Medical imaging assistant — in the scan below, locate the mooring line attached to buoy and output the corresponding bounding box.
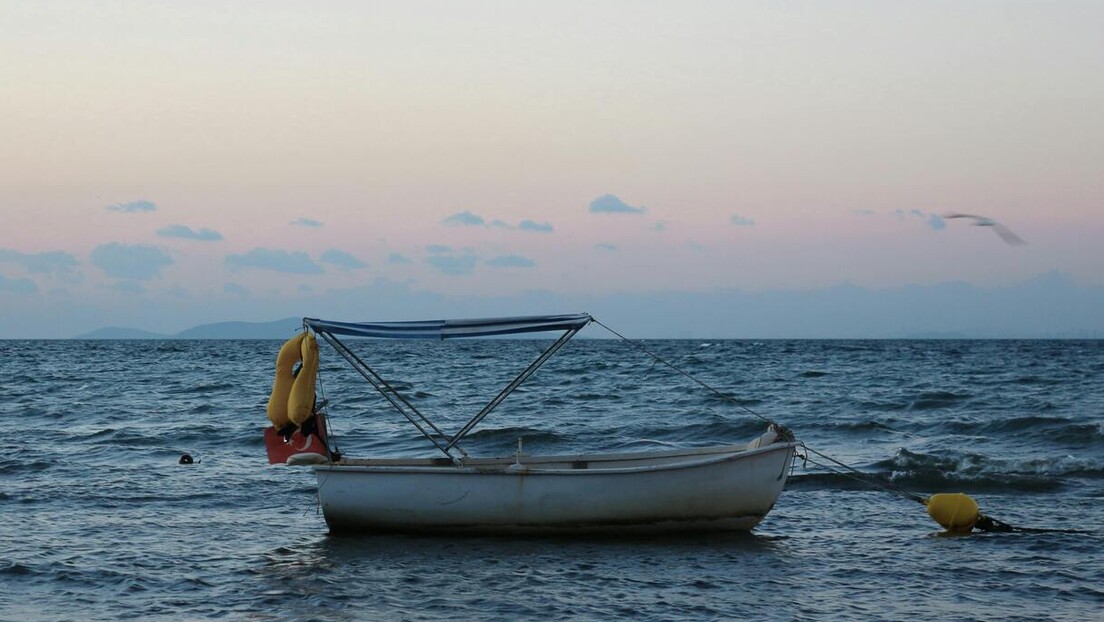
[593,319,1087,535]
[801,444,926,504]
[802,444,1091,534]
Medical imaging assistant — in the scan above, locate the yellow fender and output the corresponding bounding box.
[288,332,319,427]
[926,493,980,533]
[266,333,306,429]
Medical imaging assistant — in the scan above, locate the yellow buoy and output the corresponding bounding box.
[266,333,306,429]
[288,332,319,427]
[926,493,980,533]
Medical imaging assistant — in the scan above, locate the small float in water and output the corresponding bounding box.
[263,313,798,534]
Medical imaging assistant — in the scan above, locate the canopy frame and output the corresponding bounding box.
[445,325,581,451]
[314,330,463,461]
[305,313,592,461]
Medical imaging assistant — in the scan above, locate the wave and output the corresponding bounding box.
[929,415,1104,446]
[803,420,914,435]
[625,419,768,444]
[794,446,1103,494]
[0,458,54,475]
[462,426,567,445]
[570,392,622,401]
[906,391,972,410]
[0,561,38,577]
[163,381,238,395]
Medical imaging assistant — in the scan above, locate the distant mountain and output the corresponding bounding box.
[75,326,169,339]
[76,317,303,340]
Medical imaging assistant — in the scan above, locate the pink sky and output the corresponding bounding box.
[2,2,1102,337]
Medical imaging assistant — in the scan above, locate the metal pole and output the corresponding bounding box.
[317,330,463,460]
[446,327,580,450]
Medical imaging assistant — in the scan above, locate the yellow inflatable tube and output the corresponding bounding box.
[288,332,319,427]
[266,333,305,429]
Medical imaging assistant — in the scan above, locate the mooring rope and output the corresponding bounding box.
[590,319,1093,534]
[591,319,783,429]
[800,445,927,504]
[593,318,922,499]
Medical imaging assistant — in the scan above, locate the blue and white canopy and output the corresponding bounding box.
[304,313,592,340]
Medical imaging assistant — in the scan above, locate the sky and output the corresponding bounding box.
[2,1,1103,338]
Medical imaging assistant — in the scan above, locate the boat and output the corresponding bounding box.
[264,313,798,534]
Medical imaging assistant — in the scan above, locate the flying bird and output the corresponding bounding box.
[942,213,1026,246]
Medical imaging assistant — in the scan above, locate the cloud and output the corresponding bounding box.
[0,249,80,281]
[442,211,486,227]
[730,214,756,227]
[913,210,945,231]
[425,246,477,275]
[596,243,618,252]
[0,273,38,294]
[486,218,554,232]
[320,248,367,269]
[109,281,146,294]
[387,253,413,265]
[225,248,324,274]
[157,224,224,241]
[290,218,324,228]
[91,243,173,279]
[518,220,553,233]
[895,209,946,231]
[105,200,156,213]
[589,194,644,214]
[224,282,248,295]
[486,255,536,268]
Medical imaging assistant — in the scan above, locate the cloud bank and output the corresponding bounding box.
[894,209,946,231]
[425,246,477,275]
[91,243,173,279]
[225,248,323,274]
[486,255,536,268]
[518,220,553,233]
[320,249,367,269]
[589,194,644,214]
[105,200,156,213]
[109,281,146,294]
[0,249,80,281]
[0,273,37,294]
[442,211,486,227]
[157,225,224,241]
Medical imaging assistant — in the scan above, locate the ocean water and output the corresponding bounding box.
[1,337,1102,621]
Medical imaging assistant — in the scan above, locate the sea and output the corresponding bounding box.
[2,337,1102,621]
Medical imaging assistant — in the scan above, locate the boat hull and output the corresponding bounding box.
[313,442,796,534]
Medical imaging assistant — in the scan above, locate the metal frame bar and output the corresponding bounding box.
[445,327,580,450]
[316,330,463,461]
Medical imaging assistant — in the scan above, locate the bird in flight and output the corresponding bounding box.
[942,213,1026,246]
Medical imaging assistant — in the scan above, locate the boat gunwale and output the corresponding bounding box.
[314,441,797,476]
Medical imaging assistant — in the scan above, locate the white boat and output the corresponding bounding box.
[265,313,798,534]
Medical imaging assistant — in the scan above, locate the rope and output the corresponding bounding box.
[591,319,780,428]
[800,446,926,504]
[313,355,342,460]
[592,319,929,505]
